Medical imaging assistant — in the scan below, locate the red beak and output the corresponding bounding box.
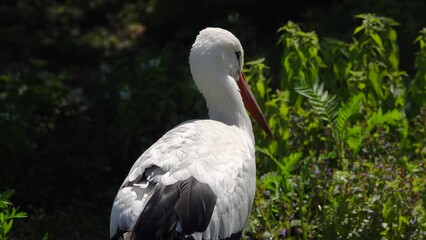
[237,72,273,139]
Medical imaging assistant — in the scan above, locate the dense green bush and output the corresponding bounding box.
[0,190,26,240]
[245,14,426,239]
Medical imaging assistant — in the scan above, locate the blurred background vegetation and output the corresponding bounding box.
[0,0,425,239]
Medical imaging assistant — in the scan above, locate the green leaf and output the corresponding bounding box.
[256,147,286,173]
[388,53,399,69]
[11,210,27,219]
[283,56,291,72]
[309,46,318,57]
[256,81,265,98]
[347,125,362,151]
[354,13,367,19]
[0,190,15,201]
[4,219,13,234]
[279,104,289,118]
[336,93,364,134]
[389,29,397,41]
[260,171,282,195]
[370,33,383,49]
[42,233,49,240]
[246,58,266,66]
[295,81,339,126]
[296,48,307,65]
[367,108,402,133]
[368,68,384,99]
[283,152,302,173]
[354,26,365,35]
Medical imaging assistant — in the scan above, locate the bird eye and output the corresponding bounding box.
[235,51,241,61]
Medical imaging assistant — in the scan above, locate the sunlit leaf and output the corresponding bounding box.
[370,33,383,49]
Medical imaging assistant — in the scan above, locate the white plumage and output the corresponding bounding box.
[110,27,271,240]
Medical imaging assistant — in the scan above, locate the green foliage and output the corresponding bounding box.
[0,190,27,240]
[411,28,426,112]
[294,81,338,125]
[335,93,364,155]
[349,14,407,109]
[245,15,426,239]
[278,22,326,104]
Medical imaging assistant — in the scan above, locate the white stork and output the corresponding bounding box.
[110,27,273,240]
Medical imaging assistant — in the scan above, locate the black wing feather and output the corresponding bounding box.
[131,177,217,240]
[175,177,217,233]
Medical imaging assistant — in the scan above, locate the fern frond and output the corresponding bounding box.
[295,81,339,125]
[336,93,364,133]
[367,108,402,133]
[260,171,281,187]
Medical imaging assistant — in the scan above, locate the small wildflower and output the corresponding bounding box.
[314,168,320,176]
[327,168,332,176]
[333,187,340,195]
[279,229,287,237]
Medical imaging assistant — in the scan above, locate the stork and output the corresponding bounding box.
[110,27,272,240]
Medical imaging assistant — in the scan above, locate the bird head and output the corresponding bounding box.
[189,27,273,139]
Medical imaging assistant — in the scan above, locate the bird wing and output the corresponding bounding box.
[110,119,254,239]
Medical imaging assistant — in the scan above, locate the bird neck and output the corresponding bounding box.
[202,75,254,141]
